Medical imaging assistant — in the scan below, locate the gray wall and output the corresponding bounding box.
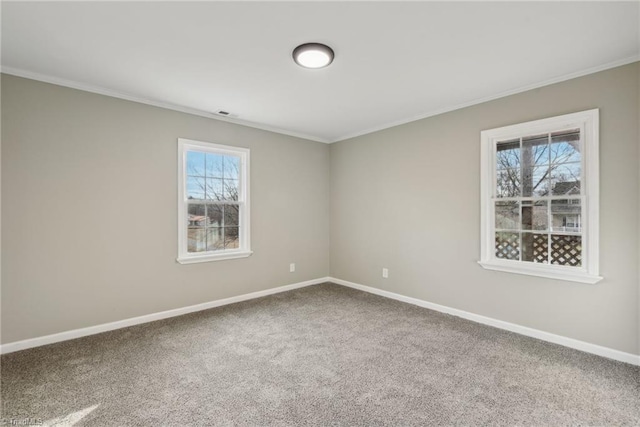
[330,63,639,355]
[2,64,639,356]
[1,75,330,344]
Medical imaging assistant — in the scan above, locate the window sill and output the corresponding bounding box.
[177,250,253,264]
[478,260,603,284]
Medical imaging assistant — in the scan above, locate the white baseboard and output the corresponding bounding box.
[329,277,640,366]
[0,277,330,355]
[3,276,638,366]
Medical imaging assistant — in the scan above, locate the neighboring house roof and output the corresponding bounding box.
[550,181,581,215]
[552,180,580,196]
[189,215,207,222]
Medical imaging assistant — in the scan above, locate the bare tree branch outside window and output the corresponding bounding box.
[186,152,241,253]
[494,129,582,266]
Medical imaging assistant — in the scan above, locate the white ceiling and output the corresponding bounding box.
[2,1,638,143]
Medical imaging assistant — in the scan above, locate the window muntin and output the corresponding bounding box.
[493,129,583,266]
[480,110,601,283]
[177,139,251,264]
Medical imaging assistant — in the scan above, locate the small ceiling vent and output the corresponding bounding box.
[213,110,238,118]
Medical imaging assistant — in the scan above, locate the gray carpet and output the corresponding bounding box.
[1,283,638,426]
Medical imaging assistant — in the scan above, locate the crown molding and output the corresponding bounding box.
[3,54,638,145]
[0,66,331,144]
[331,55,640,143]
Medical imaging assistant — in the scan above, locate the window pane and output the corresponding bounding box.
[180,141,250,260]
[495,232,519,260]
[187,227,206,253]
[224,227,239,249]
[521,200,547,231]
[496,169,520,198]
[206,227,224,251]
[224,156,240,180]
[206,205,223,227]
[550,163,581,196]
[551,199,582,233]
[206,178,224,201]
[522,165,549,197]
[224,204,240,226]
[522,233,548,263]
[551,129,581,164]
[224,179,239,201]
[495,201,519,230]
[186,176,206,200]
[522,134,549,167]
[187,204,206,226]
[550,235,582,267]
[186,151,205,176]
[496,139,520,170]
[206,154,224,178]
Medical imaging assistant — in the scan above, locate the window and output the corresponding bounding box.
[479,109,601,283]
[177,138,251,264]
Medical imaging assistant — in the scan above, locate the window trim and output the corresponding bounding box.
[177,138,252,264]
[478,109,602,284]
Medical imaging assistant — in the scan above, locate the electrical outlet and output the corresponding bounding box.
[290,263,296,273]
[382,268,389,278]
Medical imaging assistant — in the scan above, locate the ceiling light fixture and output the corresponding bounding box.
[292,43,334,69]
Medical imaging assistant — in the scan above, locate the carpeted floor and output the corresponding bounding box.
[1,283,639,426]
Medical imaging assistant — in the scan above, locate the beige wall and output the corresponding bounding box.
[1,74,330,344]
[330,63,639,355]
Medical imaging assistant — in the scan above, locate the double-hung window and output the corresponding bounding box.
[479,109,601,283]
[177,138,251,264]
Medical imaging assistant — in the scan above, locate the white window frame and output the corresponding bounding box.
[479,109,602,284]
[177,138,252,264]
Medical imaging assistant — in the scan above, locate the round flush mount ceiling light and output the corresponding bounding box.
[292,43,335,69]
